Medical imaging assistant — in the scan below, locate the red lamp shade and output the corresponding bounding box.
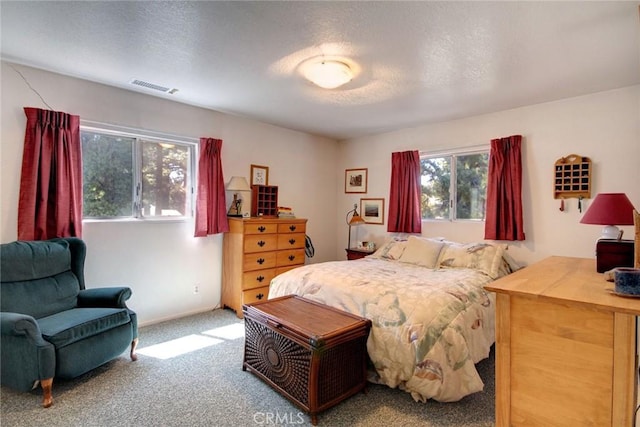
[580,193,635,226]
[580,193,636,240]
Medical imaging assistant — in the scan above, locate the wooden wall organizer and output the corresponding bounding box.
[251,185,278,217]
[554,154,591,200]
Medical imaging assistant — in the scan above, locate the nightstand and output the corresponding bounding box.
[595,239,634,272]
[345,248,375,260]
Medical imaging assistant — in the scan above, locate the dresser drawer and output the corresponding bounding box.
[243,252,277,271]
[244,234,278,253]
[243,268,276,290]
[277,222,306,234]
[276,249,305,267]
[244,222,278,235]
[277,233,305,250]
[242,286,270,305]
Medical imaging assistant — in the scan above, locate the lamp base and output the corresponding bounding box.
[227,193,243,217]
[600,225,623,240]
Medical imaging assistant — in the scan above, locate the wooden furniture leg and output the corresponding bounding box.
[41,378,53,408]
[130,338,139,361]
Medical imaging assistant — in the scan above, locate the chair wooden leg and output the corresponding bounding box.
[41,378,53,408]
[130,338,139,361]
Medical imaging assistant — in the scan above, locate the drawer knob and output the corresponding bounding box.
[257,275,264,282]
[289,225,296,231]
[288,238,296,245]
[288,255,295,261]
[257,258,265,264]
[256,293,264,300]
[258,226,266,232]
[257,240,266,247]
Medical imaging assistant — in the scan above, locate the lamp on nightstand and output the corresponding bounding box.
[226,176,251,217]
[580,193,635,240]
[346,203,365,249]
[580,193,637,272]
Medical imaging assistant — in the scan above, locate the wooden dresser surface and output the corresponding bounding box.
[486,256,639,427]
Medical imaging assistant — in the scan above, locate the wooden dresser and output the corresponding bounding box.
[485,256,639,427]
[222,217,307,318]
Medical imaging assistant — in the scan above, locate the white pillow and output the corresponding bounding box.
[398,236,445,268]
[439,242,506,279]
[370,239,407,260]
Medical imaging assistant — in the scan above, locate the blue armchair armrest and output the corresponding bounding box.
[1,312,48,344]
[77,287,132,308]
[1,312,56,393]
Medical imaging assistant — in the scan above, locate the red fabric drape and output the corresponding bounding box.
[387,150,422,233]
[484,135,525,241]
[18,107,82,240]
[194,138,229,236]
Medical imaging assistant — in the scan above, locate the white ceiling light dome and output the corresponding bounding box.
[303,59,353,89]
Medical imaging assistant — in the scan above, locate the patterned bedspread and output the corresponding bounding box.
[268,257,496,402]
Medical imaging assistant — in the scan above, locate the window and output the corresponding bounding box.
[81,126,196,219]
[420,149,489,221]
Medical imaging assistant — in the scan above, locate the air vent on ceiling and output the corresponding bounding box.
[130,79,178,94]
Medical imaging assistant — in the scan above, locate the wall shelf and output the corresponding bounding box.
[553,154,591,200]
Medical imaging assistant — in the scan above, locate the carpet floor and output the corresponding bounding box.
[1,308,495,426]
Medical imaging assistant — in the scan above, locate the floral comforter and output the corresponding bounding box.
[268,257,496,402]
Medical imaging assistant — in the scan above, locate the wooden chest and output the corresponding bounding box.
[222,217,307,317]
[242,295,372,425]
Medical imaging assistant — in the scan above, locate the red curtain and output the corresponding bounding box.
[387,150,422,233]
[194,137,229,236]
[484,135,525,241]
[18,107,82,240]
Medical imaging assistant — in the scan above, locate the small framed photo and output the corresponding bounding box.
[250,164,269,186]
[360,198,385,225]
[345,168,367,193]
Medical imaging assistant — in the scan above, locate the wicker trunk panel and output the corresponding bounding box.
[244,316,311,406]
[317,335,369,406]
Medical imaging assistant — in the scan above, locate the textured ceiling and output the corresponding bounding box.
[1,1,639,140]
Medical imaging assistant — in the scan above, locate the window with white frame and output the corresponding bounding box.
[81,125,196,219]
[420,149,489,221]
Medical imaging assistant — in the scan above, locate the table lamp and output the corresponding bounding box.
[226,176,251,217]
[580,193,635,240]
[346,203,365,249]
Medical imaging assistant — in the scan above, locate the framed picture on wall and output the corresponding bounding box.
[250,164,269,186]
[360,198,384,224]
[345,168,367,193]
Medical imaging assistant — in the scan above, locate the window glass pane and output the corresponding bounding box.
[82,131,134,218]
[140,140,189,217]
[455,153,489,220]
[420,157,451,220]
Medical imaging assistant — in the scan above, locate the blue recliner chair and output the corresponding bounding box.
[0,237,138,407]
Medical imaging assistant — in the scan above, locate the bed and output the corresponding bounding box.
[268,236,519,403]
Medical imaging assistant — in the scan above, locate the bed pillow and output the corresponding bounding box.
[496,250,523,277]
[438,242,506,279]
[397,236,446,268]
[370,239,407,260]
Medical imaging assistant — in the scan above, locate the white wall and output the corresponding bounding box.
[338,85,640,266]
[3,61,638,325]
[1,62,338,325]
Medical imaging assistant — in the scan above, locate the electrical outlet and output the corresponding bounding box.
[193,284,199,294]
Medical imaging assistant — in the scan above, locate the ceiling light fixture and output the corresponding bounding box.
[304,60,353,89]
